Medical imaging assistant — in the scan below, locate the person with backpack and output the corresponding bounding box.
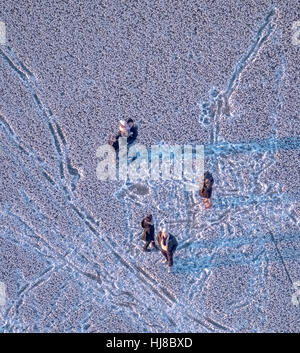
[156,228,178,273]
[141,214,157,252]
[199,171,214,209]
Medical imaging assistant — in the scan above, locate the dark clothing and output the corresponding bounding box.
[143,239,156,251]
[127,125,138,145]
[199,171,214,199]
[156,232,178,267]
[141,218,155,242]
[112,140,119,151]
[199,185,212,198]
[112,133,121,152]
[113,125,137,151]
[141,217,156,251]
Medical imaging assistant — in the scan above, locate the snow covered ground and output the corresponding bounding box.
[0,0,299,332]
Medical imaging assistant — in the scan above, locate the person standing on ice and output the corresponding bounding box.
[126,118,138,146]
[108,120,129,152]
[141,214,157,252]
[156,228,178,273]
[199,171,214,209]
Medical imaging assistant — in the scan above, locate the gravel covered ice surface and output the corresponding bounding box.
[0,0,299,332]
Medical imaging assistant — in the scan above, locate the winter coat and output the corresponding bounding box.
[156,232,178,254]
[141,218,155,242]
[199,171,214,199]
[127,125,138,145]
[112,130,130,151]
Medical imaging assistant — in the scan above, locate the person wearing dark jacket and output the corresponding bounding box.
[126,119,138,145]
[141,215,157,252]
[199,171,214,209]
[156,229,178,273]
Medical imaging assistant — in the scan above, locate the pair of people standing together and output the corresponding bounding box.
[108,119,138,151]
[140,171,214,274]
[141,215,178,274]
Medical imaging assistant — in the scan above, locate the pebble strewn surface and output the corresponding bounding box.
[0,0,299,332]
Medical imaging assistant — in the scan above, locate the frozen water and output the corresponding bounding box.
[0,0,299,332]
